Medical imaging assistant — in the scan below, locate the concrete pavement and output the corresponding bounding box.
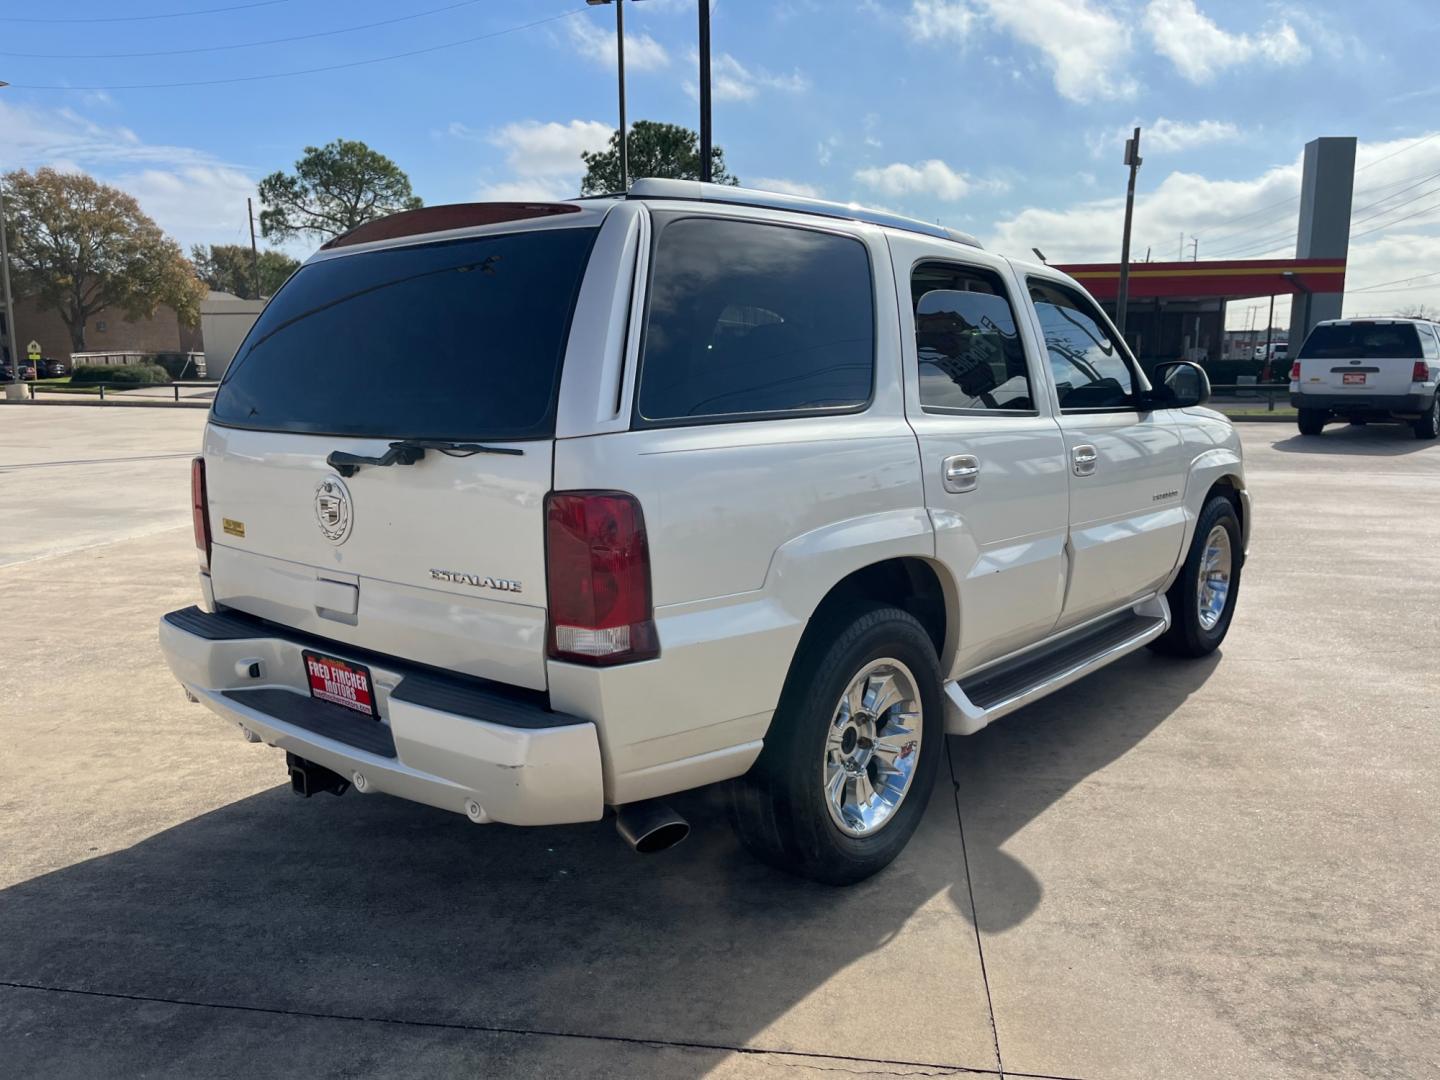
[1,409,1436,1078]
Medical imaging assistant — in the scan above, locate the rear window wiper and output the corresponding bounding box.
[326,439,523,477]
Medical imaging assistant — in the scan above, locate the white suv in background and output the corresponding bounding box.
[160,180,1250,883]
[1290,317,1440,438]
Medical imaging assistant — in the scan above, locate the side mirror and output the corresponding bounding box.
[1147,360,1211,409]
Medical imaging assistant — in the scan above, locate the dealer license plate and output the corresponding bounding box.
[1343,372,1366,385]
[303,650,376,717]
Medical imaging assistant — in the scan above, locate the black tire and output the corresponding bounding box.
[1150,494,1243,658]
[1297,408,1327,436]
[1414,395,1440,440]
[729,604,944,885]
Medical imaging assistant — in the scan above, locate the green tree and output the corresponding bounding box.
[580,121,739,194]
[258,139,422,243]
[2,167,206,352]
[191,243,300,300]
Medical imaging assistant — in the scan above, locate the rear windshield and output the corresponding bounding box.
[1298,322,1421,360]
[213,227,597,440]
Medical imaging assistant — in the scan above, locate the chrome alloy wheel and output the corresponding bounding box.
[823,658,923,837]
[1196,524,1233,631]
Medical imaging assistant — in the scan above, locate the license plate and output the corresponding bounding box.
[303,650,376,717]
[1343,372,1366,385]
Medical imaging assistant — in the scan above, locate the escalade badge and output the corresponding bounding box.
[430,569,522,593]
[314,476,354,545]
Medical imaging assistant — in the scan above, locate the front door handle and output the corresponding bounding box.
[1071,444,1098,476]
[942,454,980,493]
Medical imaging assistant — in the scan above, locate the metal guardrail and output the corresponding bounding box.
[1208,382,1291,411]
[23,380,220,403]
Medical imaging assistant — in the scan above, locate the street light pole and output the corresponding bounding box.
[1116,126,1141,339]
[1,179,19,391]
[698,0,712,182]
[0,81,20,392]
[616,0,627,190]
[586,0,632,191]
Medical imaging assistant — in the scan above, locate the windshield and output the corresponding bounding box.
[213,227,598,440]
[1299,322,1421,360]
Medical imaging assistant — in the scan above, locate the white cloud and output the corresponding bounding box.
[566,17,670,71]
[1092,117,1242,158]
[684,51,809,103]
[753,177,823,198]
[1144,0,1308,83]
[855,159,971,201]
[472,177,575,202]
[982,0,1136,102]
[907,0,976,42]
[906,0,1136,103]
[987,132,1440,325]
[467,118,613,203]
[489,119,614,176]
[0,99,264,252]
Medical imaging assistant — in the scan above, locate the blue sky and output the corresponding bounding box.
[3,0,1440,325]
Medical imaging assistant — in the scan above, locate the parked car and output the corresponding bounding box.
[1290,318,1440,438]
[0,363,37,380]
[37,357,67,379]
[1252,341,1288,362]
[159,181,1250,883]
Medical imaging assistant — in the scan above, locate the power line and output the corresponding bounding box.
[1349,197,1440,241]
[0,0,485,59]
[1208,176,1440,260]
[1349,269,1440,293]
[3,7,585,90]
[1355,131,1440,173]
[1200,135,1440,250]
[0,0,288,23]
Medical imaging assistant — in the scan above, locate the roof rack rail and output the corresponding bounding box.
[625,178,982,249]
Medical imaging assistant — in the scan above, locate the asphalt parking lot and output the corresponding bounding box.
[2,406,1436,1079]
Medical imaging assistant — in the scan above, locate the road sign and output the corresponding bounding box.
[26,340,40,361]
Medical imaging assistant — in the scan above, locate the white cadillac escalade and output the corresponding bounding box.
[160,180,1250,884]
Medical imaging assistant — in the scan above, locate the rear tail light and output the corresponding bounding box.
[545,491,658,666]
[1413,361,1429,382]
[1289,361,1301,381]
[191,457,211,570]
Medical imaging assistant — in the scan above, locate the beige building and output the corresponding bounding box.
[4,295,201,365]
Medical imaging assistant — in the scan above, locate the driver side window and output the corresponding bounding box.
[1028,280,1137,411]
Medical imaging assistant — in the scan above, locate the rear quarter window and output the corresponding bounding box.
[213,227,597,440]
[636,216,875,425]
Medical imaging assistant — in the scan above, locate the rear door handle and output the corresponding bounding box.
[942,454,980,493]
[1072,444,1098,477]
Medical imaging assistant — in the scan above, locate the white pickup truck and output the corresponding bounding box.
[160,180,1249,883]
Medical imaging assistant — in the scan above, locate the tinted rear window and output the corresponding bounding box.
[1299,322,1422,360]
[637,217,874,424]
[213,227,597,440]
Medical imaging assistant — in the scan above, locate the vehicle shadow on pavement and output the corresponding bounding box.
[946,648,1222,934]
[0,650,1219,1076]
[1269,425,1435,455]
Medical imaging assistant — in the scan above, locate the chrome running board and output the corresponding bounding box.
[943,595,1170,736]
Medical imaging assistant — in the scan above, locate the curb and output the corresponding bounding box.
[0,399,210,410]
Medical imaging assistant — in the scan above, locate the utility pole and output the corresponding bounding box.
[1178,233,1184,261]
[698,0,712,182]
[247,197,261,300]
[1115,126,1142,337]
[1190,236,1199,261]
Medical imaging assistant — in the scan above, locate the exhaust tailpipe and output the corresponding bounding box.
[615,800,689,854]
